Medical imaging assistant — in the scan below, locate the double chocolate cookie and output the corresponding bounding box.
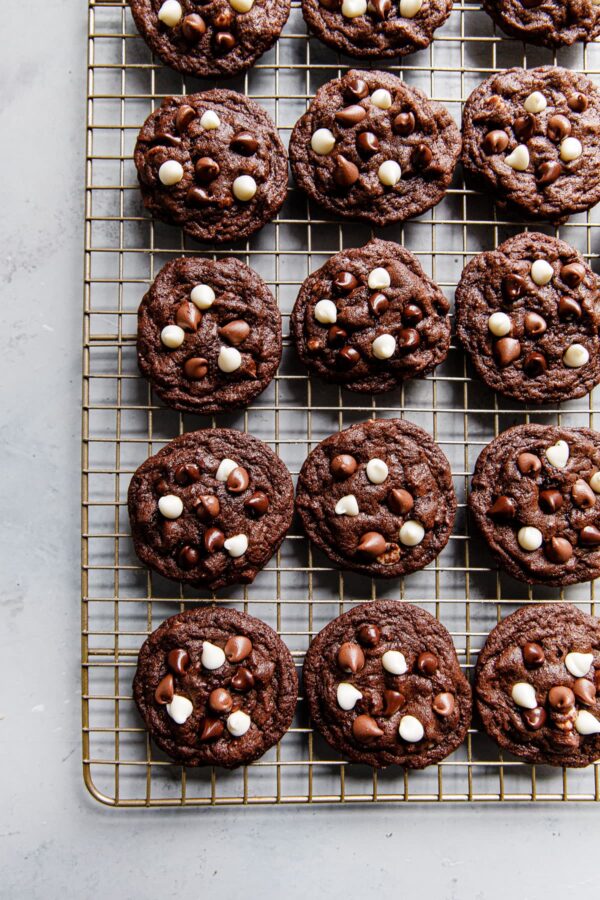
[129,0,291,79]
[128,429,294,590]
[482,0,600,48]
[470,425,600,586]
[455,232,600,405]
[296,419,456,578]
[134,91,288,244]
[462,66,600,221]
[301,0,452,59]
[138,256,282,414]
[291,239,450,393]
[475,604,600,768]
[303,601,472,768]
[134,606,298,767]
[289,70,461,226]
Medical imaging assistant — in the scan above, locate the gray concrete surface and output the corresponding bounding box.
[1,3,598,898]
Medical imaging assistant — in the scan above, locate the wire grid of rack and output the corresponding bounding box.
[83,0,600,806]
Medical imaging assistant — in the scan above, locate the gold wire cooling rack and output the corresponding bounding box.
[82,0,600,806]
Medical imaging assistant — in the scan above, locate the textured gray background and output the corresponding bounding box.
[1,3,598,898]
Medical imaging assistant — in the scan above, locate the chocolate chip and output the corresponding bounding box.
[417,651,438,676]
[226,466,250,494]
[175,301,202,332]
[195,156,220,183]
[494,337,521,367]
[328,325,348,348]
[545,536,573,564]
[536,161,562,187]
[333,271,359,293]
[152,132,182,148]
[356,131,380,157]
[548,685,575,710]
[558,296,582,319]
[174,463,201,486]
[523,312,547,336]
[181,13,206,40]
[187,186,211,207]
[403,303,423,325]
[502,274,525,302]
[214,31,236,52]
[517,452,542,475]
[539,488,563,513]
[547,114,572,142]
[225,635,253,663]
[333,155,360,188]
[371,0,391,17]
[244,490,269,517]
[357,623,381,647]
[345,76,369,102]
[218,319,250,346]
[194,494,219,521]
[513,114,535,141]
[523,351,547,378]
[199,717,224,742]
[382,690,405,716]
[413,143,433,169]
[335,105,367,126]
[397,328,420,352]
[208,688,233,714]
[573,678,596,706]
[392,112,415,136]
[183,357,208,379]
[433,692,455,717]
[177,544,199,569]
[168,648,190,677]
[522,642,545,668]
[356,531,387,560]
[231,667,255,692]
[388,488,414,515]
[230,131,259,156]
[521,0,543,6]
[523,707,546,730]
[213,8,234,27]
[307,338,321,354]
[331,454,358,479]
[368,292,389,316]
[579,525,600,546]
[154,673,175,705]
[482,130,509,154]
[175,105,196,134]
[204,527,225,553]
[337,345,360,368]
[488,495,516,521]
[568,92,588,112]
[155,476,170,495]
[572,480,596,509]
[560,262,586,288]
[352,714,384,743]
[337,641,365,674]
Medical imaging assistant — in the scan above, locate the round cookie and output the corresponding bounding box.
[482,0,600,49]
[289,70,461,227]
[133,606,297,768]
[301,0,452,59]
[462,66,600,222]
[475,604,600,768]
[296,419,456,578]
[469,424,600,587]
[129,0,291,79]
[138,256,282,414]
[291,238,451,393]
[134,91,288,245]
[303,601,472,768]
[455,232,600,405]
[128,429,294,590]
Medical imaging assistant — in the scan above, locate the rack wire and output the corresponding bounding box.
[82,0,600,806]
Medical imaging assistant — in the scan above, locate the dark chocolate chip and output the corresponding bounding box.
[548,685,575,710]
[168,648,190,675]
[572,479,596,509]
[482,130,509,154]
[181,13,206,40]
[208,688,233,714]
[213,8,234,27]
[488,495,516,521]
[204,527,225,553]
[154,673,175,705]
[231,667,255,692]
[224,635,253,663]
[558,296,582,319]
[175,105,196,134]
[183,357,209,379]
[333,155,360,188]
[328,325,348,348]
[337,641,365,673]
[335,105,367,126]
[245,490,269,517]
[371,0,391,17]
[388,488,414,515]
[573,678,596,706]
[230,131,259,156]
[568,92,588,112]
[227,466,250,494]
[539,488,563,513]
[537,161,562,187]
[545,537,573,563]
[195,156,220,183]
[494,336,521,367]
[356,531,387,559]
[357,623,381,647]
[392,112,415,136]
[177,544,199,569]
[502,274,525,302]
[368,292,389,316]
[175,301,202,332]
[352,714,384,742]
[344,76,369,102]
[174,463,202,486]
[214,31,236,52]
[337,345,360,368]
[523,707,546,730]
[152,132,182,148]
[523,312,547,336]
[397,328,420,352]
[513,114,535,141]
[194,494,220,521]
[356,131,380,157]
[330,454,357,479]
[522,642,545,668]
[547,114,572,142]
[382,690,405,716]
[523,351,547,377]
[218,319,250,346]
[416,651,438,676]
[560,262,586,288]
[517,452,541,475]
[199,717,224,742]
[187,186,211,207]
[433,692,455,716]
[413,143,433,169]
[579,525,600,546]
[333,271,359,293]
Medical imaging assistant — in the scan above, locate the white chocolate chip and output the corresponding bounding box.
[337,682,363,710]
[158,160,184,186]
[371,89,392,110]
[399,520,425,547]
[530,259,553,286]
[372,333,396,360]
[575,709,600,735]
[311,128,336,155]
[378,160,402,187]
[382,649,407,675]
[227,709,251,737]
[523,91,547,114]
[399,715,424,742]
[367,267,391,290]
[158,0,183,26]
[218,346,242,372]
[200,110,220,130]
[314,299,338,324]
[229,0,254,10]
[590,472,600,493]
[545,439,569,468]
[563,343,589,368]
[560,137,583,162]
[487,312,512,337]
[190,283,215,310]
[158,494,183,519]
[335,494,360,516]
[201,641,226,670]
[224,534,249,557]
[517,526,543,552]
[511,682,537,709]
[160,324,185,349]
[565,651,594,678]
[505,145,530,171]
[341,0,367,15]
[366,458,388,484]
[399,0,423,17]
[232,175,257,201]
[166,694,193,724]
[216,459,239,481]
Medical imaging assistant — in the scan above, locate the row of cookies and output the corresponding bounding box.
[133,600,600,770]
[129,0,600,80]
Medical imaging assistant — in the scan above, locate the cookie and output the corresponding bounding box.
[133,607,297,768]
[137,256,282,414]
[129,0,291,79]
[475,604,600,768]
[296,419,456,578]
[134,91,288,244]
[455,232,600,405]
[482,0,600,48]
[303,601,472,768]
[301,0,452,59]
[461,66,600,222]
[469,424,600,586]
[289,70,461,227]
[128,429,294,590]
[291,238,451,393]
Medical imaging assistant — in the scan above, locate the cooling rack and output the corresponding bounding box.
[82,0,600,805]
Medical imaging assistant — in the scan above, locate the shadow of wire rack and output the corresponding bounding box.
[82,0,600,806]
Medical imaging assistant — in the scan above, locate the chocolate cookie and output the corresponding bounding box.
[137,256,282,414]
[301,0,452,59]
[296,419,456,578]
[303,601,472,768]
[129,0,291,79]
[455,232,600,405]
[289,70,461,227]
[475,604,600,768]
[482,0,600,48]
[134,91,288,244]
[134,606,298,768]
[291,238,450,393]
[462,66,600,222]
[470,424,600,586]
[128,429,294,590]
